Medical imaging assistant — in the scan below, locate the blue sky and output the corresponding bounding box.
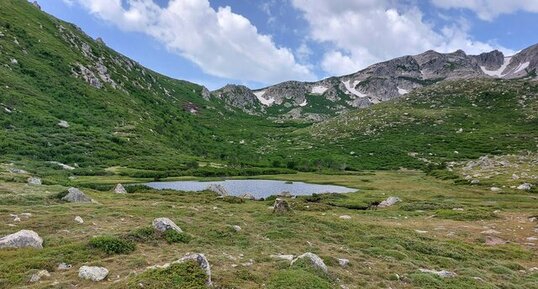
[38,0,537,90]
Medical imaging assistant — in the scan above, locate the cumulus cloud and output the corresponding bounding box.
[292,0,513,75]
[69,0,315,84]
[432,0,538,21]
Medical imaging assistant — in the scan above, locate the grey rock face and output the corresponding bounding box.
[114,183,127,194]
[211,84,261,114]
[473,50,504,70]
[503,44,538,79]
[74,63,102,88]
[62,187,92,203]
[273,198,291,214]
[152,217,183,233]
[0,230,43,249]
[78,266,109,282]
[291,252,328,273]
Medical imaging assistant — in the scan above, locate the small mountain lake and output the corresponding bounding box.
[145,179,357,199]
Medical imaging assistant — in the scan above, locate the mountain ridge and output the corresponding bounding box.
[211,44,538,120]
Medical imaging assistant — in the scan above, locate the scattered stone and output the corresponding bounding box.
[279,191,292,197]
[291,252,328,273]
[481,229,500,235]
[10,214,20,222]
[452,208,464,211]
[152,217,182,233]
[273,198,291,214]
[10,58,18,65]
[470,179,480,184]
[114,183,127,194]
[206,184,228,196]
[337,258,350,267]
[7,167,28,174]
[62,187,92,203]
[526,237,537,241]
[242,259,254,267]
[517,183,533,191]
[419,269,456,278]
[78,266,108,282]
[485,235,507,246]
[415,230,428,234]
[239,193,256,200]
[74,216,84,224]
[27,177,42,185]
[232,225,241,232]
[29,270,49,283]
[378,196,401,208]
[49,161,75,170]
[57,120,69,128]
[490,187,502,192]
[270,254,294,261]
[58,263,72,270]
[148,254,212,286]
[0,230,43,249]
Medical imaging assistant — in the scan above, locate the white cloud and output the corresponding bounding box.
[292,0,513,75]
[69,0,315,84]
[431,0,538,21]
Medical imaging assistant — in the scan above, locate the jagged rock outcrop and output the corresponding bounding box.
[291,252,328,273]
[114,183,127,194]
[273,198,291,214]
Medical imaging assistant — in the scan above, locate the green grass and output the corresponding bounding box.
[89,236,136,255]
[120,261,207,289]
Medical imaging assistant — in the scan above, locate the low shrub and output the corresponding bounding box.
[163,230,191,244]
[89,236,135,255]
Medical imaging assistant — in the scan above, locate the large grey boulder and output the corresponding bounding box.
[291,252,328,273]
[206,184,228,196]
[78,266,109,281]
[27,177,42,185]
[152,218,182,233]
[273,198,291,214]
[62,187,92,203]
[378,196,401,208]
[0,230,43,249]
[114,183,127,194]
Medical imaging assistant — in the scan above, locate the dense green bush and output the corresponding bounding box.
[89,236,135,255]
[163,230,191,244]
[124,261,206,289]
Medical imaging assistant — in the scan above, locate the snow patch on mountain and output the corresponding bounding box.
[481,57,512,77]
[254,90,275,106]
[311,85,328,95]
[514,61,530,74]
[343,80,367,98]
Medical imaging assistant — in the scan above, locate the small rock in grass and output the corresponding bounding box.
[481,229,500,234]
[485,235,507,246]
[62,188,92,203]
[517,183,533,191]
[339,215,352,220]
[378,196,401,208]
[74,216,84,224]
[490,187,502,192]
[58,263,72,270]
[148,254,212,286]
[27,177,42,185]
[152,217,182,233]
[419,268,456,278]
[29,270,50,283]
[273,198,291,214]
[291,252,328,273]
[206,184,228,196]
[114,183,127,194]
[337,258,349,267]
[232,225,241,232]
[58,120,69,128]
[78,266,108,282]
[270,254,294,261]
